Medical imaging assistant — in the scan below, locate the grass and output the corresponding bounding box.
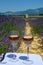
[0,44,8,54]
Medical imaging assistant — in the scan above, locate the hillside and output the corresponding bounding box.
[0,7,43,15]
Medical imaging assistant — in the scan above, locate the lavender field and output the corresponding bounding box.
[0,16,43,43]
[0,16,43,57]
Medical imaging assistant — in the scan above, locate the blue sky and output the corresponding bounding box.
[0,0,43,12]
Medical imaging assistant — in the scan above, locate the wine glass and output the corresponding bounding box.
[9,30,19,61]
[22,32,33,65]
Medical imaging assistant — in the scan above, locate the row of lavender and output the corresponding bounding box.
[0,15,26,44]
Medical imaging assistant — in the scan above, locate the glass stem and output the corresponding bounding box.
[27,46,29,59]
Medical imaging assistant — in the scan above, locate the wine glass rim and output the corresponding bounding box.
[23,35,33,38]
[9,30,19,35]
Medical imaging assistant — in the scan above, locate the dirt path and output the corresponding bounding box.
[18,22,43,59]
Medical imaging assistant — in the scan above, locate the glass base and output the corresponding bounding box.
[7,54,18,62]
[23,59,33,65]
[19,55,33,65]
[9,58,18,62]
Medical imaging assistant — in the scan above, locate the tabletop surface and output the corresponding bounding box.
[0,52,43,65]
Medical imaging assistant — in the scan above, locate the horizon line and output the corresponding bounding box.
[0,7,43,13]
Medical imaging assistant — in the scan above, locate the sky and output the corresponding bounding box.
[0,0,43,12]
